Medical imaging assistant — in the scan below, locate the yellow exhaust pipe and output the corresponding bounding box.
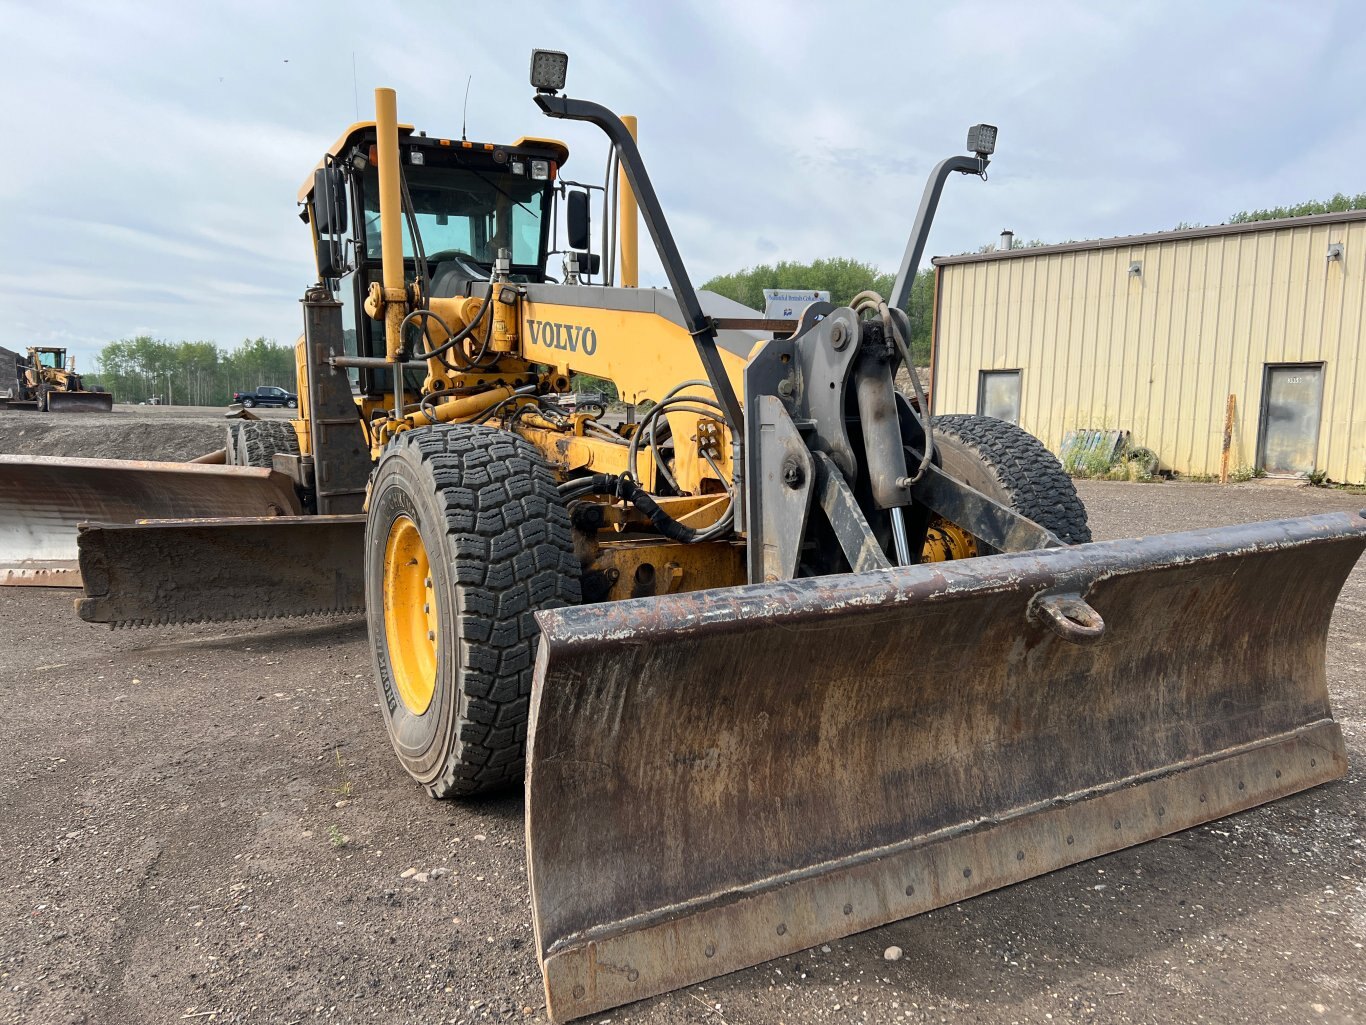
[375,87,407,364]
[618,115,639,287]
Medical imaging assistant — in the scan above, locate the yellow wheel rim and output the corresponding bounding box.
[921,517,979,562]
[382,515,438,716]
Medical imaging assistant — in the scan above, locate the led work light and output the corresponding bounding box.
[530,49,569,94]
[966,124,997,158]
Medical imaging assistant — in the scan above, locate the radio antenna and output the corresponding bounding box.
[462,75,473,141]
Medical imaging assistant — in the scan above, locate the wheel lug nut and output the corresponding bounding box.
[427,630,436,641]
[423,603,431,614]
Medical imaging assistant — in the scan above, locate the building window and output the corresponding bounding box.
[978,370,1022,424]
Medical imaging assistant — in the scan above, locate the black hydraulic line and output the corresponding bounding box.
[558,473,708,544]
[534,94,744,433]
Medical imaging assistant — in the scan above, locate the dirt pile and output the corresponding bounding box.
[0,407,246,461]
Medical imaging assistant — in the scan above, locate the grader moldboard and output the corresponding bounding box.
[17,51,1366,1022]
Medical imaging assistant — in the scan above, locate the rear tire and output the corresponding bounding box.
[366,424,581,797]
[242,397,256,408]
[930,414,1091,545]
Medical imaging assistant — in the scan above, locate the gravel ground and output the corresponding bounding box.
[1,461,1364,1023]
[0,406,290,461]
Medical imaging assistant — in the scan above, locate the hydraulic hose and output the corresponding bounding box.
[558,473,721,544]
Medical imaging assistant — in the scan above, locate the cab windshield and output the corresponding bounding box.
[361,165,548,270]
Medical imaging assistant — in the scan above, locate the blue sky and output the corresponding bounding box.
[1,0,1363,372]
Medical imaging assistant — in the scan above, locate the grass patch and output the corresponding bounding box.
[1063,442,1159,483]
[332,747,353,799]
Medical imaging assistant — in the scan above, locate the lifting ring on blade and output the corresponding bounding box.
[1028,591,1106,645]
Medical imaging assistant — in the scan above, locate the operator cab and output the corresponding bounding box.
[299,124,568,397]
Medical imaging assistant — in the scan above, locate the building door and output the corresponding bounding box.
[978,370,1022,424]
[1257,363,1324,477]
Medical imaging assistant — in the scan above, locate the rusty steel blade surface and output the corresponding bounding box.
[75,515,366,627]
[526,511,1366,1022]
[0,455,301,587]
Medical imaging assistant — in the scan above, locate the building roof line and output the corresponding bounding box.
[932,208,1366,267]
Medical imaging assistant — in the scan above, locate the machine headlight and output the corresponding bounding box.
[529,159,550,180]
[510,160,526,175]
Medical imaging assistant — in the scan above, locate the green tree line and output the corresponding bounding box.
[92,336,295,406]
[701,257,937,364]
[1229,191,1366,224]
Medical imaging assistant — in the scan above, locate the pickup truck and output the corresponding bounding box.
[231,386,297,409]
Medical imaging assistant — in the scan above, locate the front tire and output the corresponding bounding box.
[930,414,1091,547]
[366,424,581,797]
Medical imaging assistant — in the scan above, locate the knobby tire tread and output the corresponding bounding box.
[237,420,300,468]
[932,414,1092,544]
[394,425,580,798]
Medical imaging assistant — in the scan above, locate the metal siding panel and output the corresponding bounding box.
[948,265,972,414]
[1090,250,1116,441]
[1286,227,1311,363]
[960,264,977,413]
[1150,241,1185,466]
[1342,222,1366,482]
[1166,239,1196,473]
[1227,231,1257,473]
[1320,221,1363,481]
[1191,238,1224,475]
[1130,245,1153,448]
[992,258,1009,371]
[1076,250,1100,452]
[1316,227,1341,477]
[1303,226,1331,363]
[932,219,1365,483]
[1027,256,1049,437]
[946,265,966,413]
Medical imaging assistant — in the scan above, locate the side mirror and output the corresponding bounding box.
[313,166,348,235]
[566,189,591,251]
[316,236,343,279]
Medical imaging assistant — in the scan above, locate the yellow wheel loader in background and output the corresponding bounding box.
[0,345,114,413]
[5,50,1366,1022]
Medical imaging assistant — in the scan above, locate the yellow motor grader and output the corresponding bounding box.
[5,51,1366,1022]
[0,345,114,412]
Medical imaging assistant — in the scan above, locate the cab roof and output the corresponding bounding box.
[297,121,570,203]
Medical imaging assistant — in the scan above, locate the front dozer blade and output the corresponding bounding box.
[526,511,1366,1022]
[45,391,115,413]
[0,455,301,586]
[76,515,366,627]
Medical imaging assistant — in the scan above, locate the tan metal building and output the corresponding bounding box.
[929,210,1366,483]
